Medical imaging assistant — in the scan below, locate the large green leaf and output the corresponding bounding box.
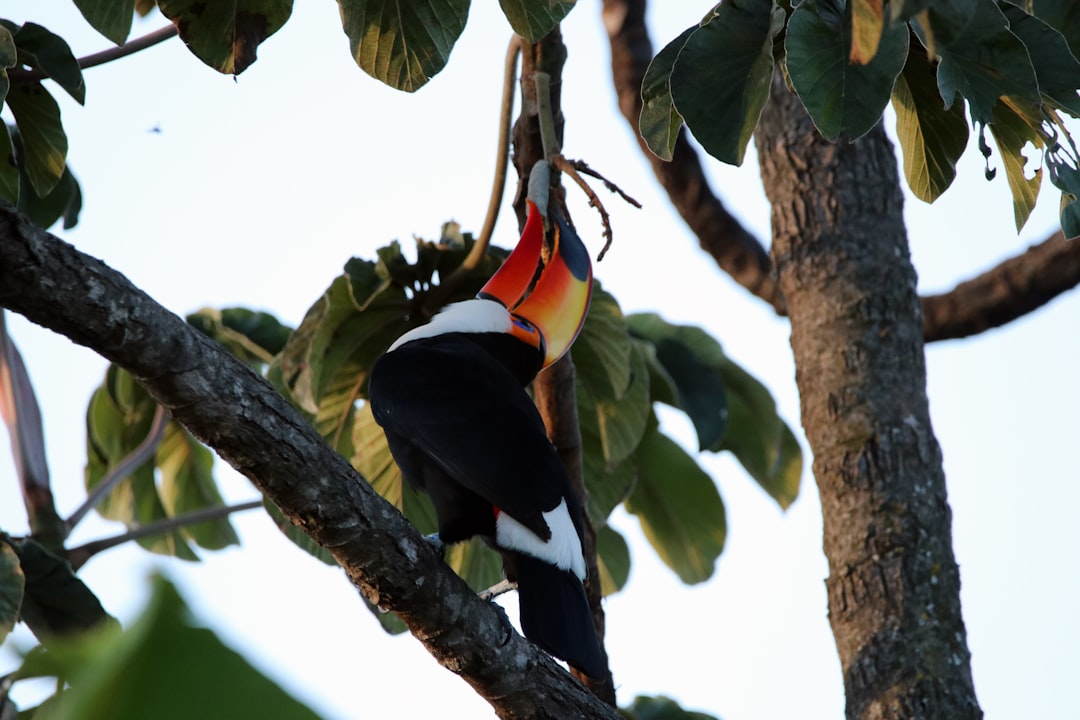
[0,24,18,108]
[1001,4,1080,117]
[625,313,728,452]
[157,0,293,75]
[572,283,631,403]
[0,539,24,644]
[72,0,135,45]
[10,22,86,104]
[18,575,324,720]
[625,421,726,585]
[786,0,909,140]
[156,423,240,550]
[4,83,67,198]
[623,695,721,720]
[638,26,693,162]
[187,306,291,370]
[9,538,114,640]
[987,103,1043,231]
[925,0,1039,125]
[576,382,637,525]
[669,0,783,165]
[595,523,629,596]
[1033,0,1080,59]
[498,0,576,42]
[890,39,969,203]
[338,0,469,92]
[14,152,82,230]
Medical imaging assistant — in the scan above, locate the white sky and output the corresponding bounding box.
[1,3,1078,719]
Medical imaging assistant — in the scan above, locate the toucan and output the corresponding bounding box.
[367,194,604,678]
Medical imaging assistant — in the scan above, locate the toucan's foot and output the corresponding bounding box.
[478,578,517,602]
[423,533,446,559]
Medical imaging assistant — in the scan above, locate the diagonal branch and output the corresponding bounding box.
[9,25,179,84]
[921,230,1080,341]
[0,202,620,720]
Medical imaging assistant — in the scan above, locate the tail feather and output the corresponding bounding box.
[505,551,605,678]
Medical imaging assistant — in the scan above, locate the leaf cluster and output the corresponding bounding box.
[641,0,1080,234]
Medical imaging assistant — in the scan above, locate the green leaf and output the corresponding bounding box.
[262,497,338,565]
[785,0,909,140]
[72,0,135,45]
[0,24,16,107]
[623,694,721,720]
[595,523,629,596]
[638,26,693,162]
[572,282,631,403]
[669,0,783,165]
[157,0,293,75]
[987,102,1043,231]
[4,83,67,198]
[593,342,651,467]
[11,128,82,229]
[890,40,969,203]
[10,538,115,640]
[926,0,1039,125]
[625,313,728,452]
[1001,3,1080,117]
[714,358,802,510]
[576,382,637,525]
[338,0,469,92]
[498,0,576,42]
[18,575,325,720]
[625,422,726,585]
[187,306,291,370]
[11,23,86,104]
[0,539,24,644]
[0,123,16,204]
[156,423,240,550]
[1032,0,1080,59]
[636,338,679,408]
[1046,149,1080,237]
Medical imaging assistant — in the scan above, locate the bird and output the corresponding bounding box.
[367,195,604,678]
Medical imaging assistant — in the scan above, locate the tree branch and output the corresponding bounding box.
[921,229,1080,341]
[9,25,179,84]
[0,202,621,720]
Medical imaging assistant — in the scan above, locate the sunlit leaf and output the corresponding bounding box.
[639,26,693,162]
[0,540,24,644]
[338,0,469,92]
[595,523,629,596]
[625,422,726,585]
[10,22,86,104]
[156,423,239,550]
[988,102,1043,231]
[786,0,909,140]
[18,575,324,720]
[670,0,783,165]
[4,83,67,198]
[158,0,293,75]
[849,0,885,64]
[891,42,969,203]
[72,0,135,45]
[498,0,576,42]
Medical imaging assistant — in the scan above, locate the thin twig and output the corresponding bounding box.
[421,36,522,316]
[67,499,263,570]
[553,155,615,261]
[569,159,642,209]
[534,72,561,160]
[65,403,170,535]
[9,25,179,84]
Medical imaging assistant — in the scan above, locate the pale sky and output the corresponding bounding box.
[1,3,1077,719]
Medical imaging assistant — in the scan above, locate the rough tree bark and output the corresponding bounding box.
[754,75,982,719]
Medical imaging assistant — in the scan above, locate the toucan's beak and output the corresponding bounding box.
[478,200,593,367]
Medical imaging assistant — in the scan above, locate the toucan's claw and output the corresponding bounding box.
[423,532,446,559]
[478,578,517,602]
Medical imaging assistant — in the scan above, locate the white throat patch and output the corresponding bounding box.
[388,299,512,353]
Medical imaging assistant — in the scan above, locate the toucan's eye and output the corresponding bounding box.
[512,318,537,335]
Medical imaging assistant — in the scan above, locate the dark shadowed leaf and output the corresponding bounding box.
[262,497,337,565]
[72,0,135,45]
[1,314,53,518]
[338,0,469,92]
[624,421,726,585]
[626,313,728,451]
[0,25,15,107]
[924,0,1039,125]
[1033,0,1080,59]
[891,40,969,203]
[18,575,324,720]
[623,694,721,720]
[13,148,82,230]
[670,0,783,165]
[636,338,679,407]
[499,0,576,42]
[187,306,291,370]
[639,26,693,162]
[158,0,293,75]
[0,540,24,644]
[1001,4,1080,117]
[4,83,67,198]
[596,523,630,596]
[10,538,114,640]
[0,124,16,205]
[988,102,1043,231]
[11,23,86,104]
[1046,149,1080,237]
[786,0,909,140]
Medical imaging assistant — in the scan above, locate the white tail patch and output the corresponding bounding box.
[495,499,586,580]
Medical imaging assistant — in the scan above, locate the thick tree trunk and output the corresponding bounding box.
[754,76,982,719]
